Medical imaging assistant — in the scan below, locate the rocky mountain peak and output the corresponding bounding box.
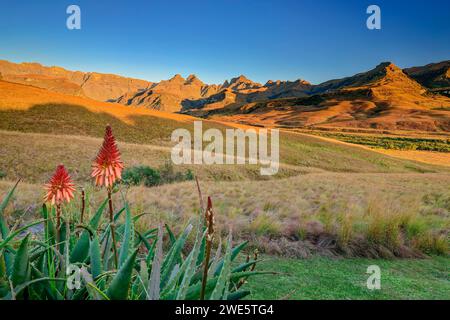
[169,74,185,82]
[185,74,204,86]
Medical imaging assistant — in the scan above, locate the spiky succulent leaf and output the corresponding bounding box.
[148,225,163,300]
[210,234,232,300]
[89,236,103,280]
[0,180,20,275]
[11,234,31,288]
[0,180,19,239]
[70,199,107,263]
[227,290,250,300]
[106,249,138,300]
[118,202,133,267]
[161,223,193,286]
[214,241,248,276]
[176,226,205,300]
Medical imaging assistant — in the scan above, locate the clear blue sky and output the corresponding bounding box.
[0,0,449,84]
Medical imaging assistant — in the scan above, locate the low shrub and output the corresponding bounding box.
[122,163,194,187]
[122,165,161,187]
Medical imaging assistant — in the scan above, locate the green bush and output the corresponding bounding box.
[0,170,5,180]
[122,163,194,187]
[122,165,161,187]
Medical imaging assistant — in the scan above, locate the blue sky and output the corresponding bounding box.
[0,0,449,84]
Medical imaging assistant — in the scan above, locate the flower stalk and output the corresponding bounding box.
[108,187,119,268]
[200,196,215,300]
[80,188,85,224]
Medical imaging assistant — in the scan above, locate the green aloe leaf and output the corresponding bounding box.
[210,233,232,300]
[232,260,258,273]
[176,226,205,300]
[41,204,56,245]
[80,268,108,300]
[4,277,66,300]
[0,249,6,278]
[227,290,250,300]
[0,180,20,275]
[70,199,107,263]
[135,231,152,251]
[106,249,138,300]
[118,202,133,267]
[89,236,103,280]
[161,222,193,286]
[148,225,163,300]
[165,224,176,245]
[214,241,248,276]
[11,234,31,288]
[0,180,19,239]
[0,220,44,251]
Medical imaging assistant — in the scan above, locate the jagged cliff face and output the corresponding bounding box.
[115,74,222,112]
[116,72,314,113]
[202,62,450,132]
[0,60,152,101]
[404,60,450,89]
[0,58,448,131]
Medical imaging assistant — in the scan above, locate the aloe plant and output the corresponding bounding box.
[0,182,265,300]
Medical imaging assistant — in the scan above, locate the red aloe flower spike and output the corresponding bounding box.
[91,125,124,187]
[44,164,75,205]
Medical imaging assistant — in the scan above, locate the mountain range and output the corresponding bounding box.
[0,59,449,131]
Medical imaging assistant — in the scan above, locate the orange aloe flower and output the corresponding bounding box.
[91,125,124,187]
[44,164,75,205]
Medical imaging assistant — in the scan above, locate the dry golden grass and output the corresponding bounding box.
[1,171,449,257]
[0,80,195,124]
[2,129,447,187]
[374,149,450,167]
[0,130,313,184]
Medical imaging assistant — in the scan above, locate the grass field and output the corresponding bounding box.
[247,255,450,300]
[375,149,450,167]
[1,170,449,258]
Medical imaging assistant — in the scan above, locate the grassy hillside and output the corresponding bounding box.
[1,129,446,185]
[0,130,309,183]
[0,79,446,182]
[0,80,449,259]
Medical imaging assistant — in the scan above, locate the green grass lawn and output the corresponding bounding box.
[247,256,450,300]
